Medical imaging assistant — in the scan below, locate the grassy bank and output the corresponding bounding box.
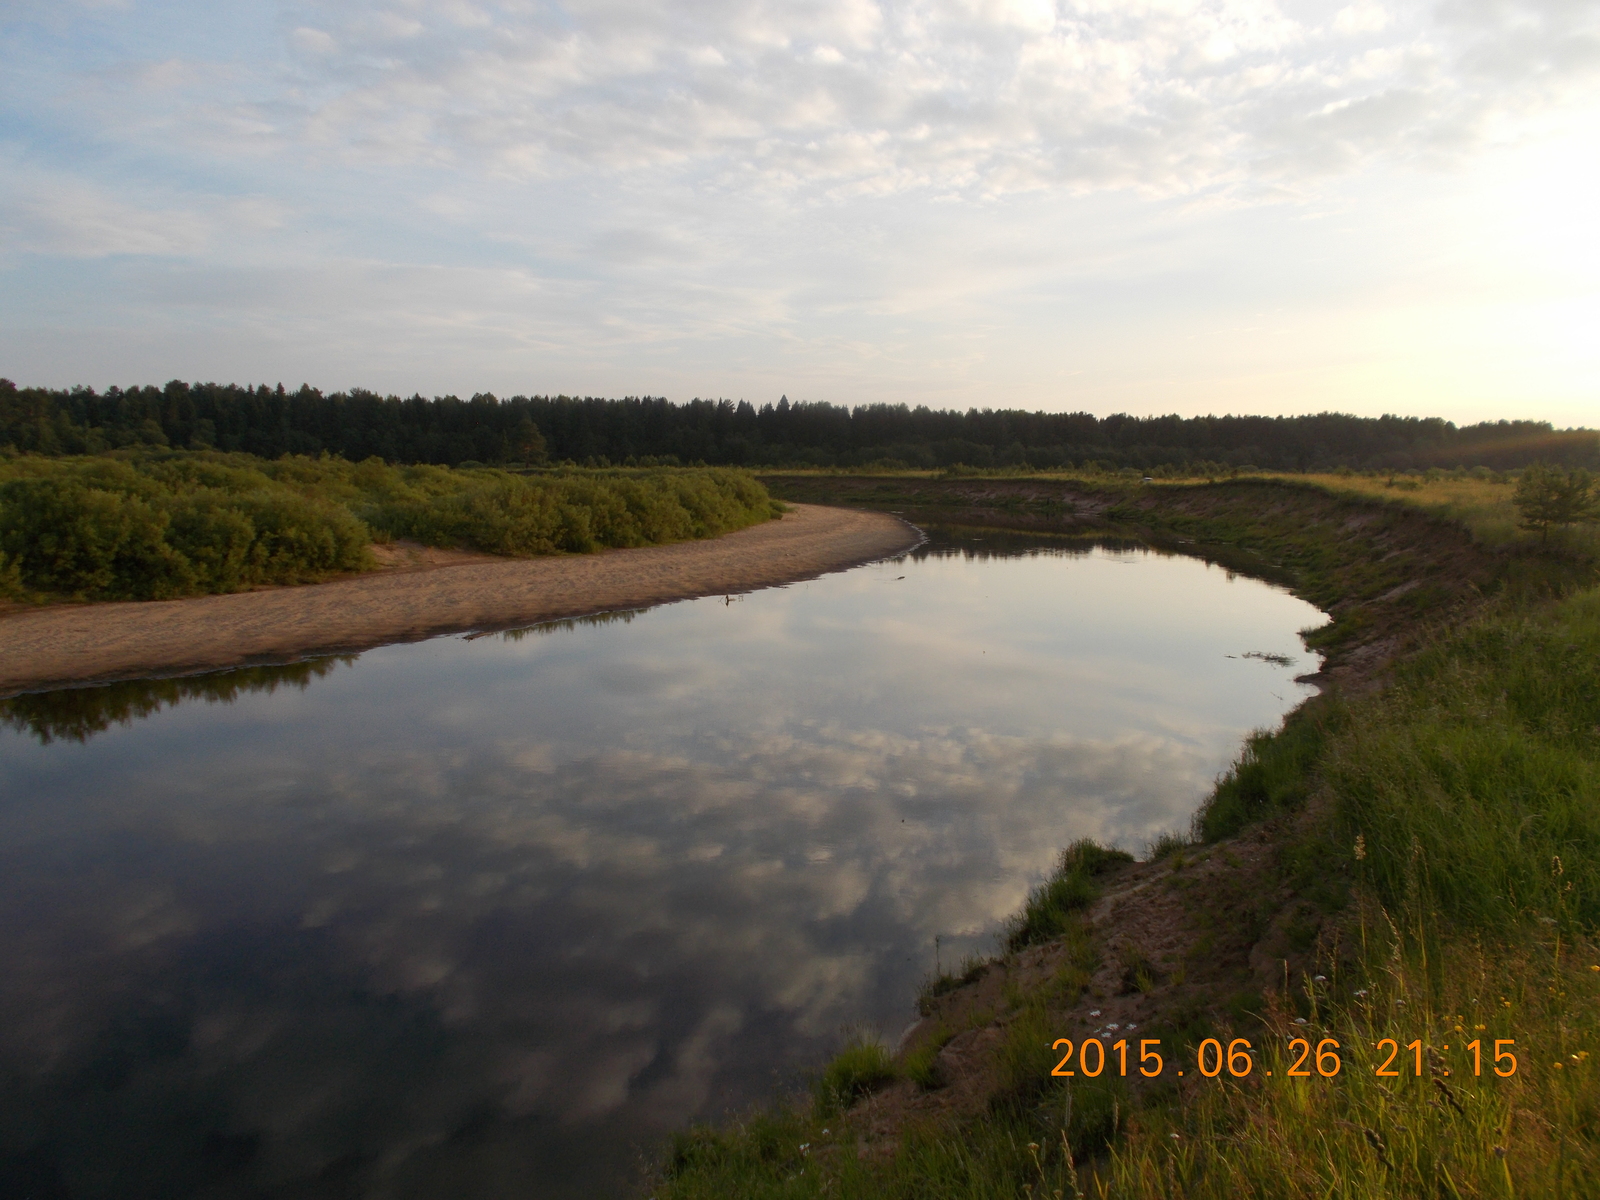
[651,476,1600,1199]
[0,451,778,602]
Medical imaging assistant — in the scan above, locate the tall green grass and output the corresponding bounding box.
[814,1033,899,1117]
[1198,706,1338,841]
[0,450,778,601]
[1330,587,1600,936]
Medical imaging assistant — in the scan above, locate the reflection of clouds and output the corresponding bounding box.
[289,716,1221,1039]
[0,541,1325,1194]
[0,717,1221,1152]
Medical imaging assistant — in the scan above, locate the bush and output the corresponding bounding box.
[361,465,775,557]
[0,451,777,601]
[0,477,192,599]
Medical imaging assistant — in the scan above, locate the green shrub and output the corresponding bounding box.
[0,477,193,599]
[362,465,774,556]
[0,451,776,601]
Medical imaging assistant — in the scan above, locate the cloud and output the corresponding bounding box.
[130,0,1574,200]
[0,177,210,258]
[290,26,338,56]
[1334,2,1392,36]
[17,0,1593,205]
[0,162,295,261]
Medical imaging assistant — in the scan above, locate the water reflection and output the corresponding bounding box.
[484,607,651,643]
[0,532,1324,1199]
[1,658,357,745]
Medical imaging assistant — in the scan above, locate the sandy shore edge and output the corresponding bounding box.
[0,504,920,697]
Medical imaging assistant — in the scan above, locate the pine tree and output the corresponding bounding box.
[1514,464,1600,541]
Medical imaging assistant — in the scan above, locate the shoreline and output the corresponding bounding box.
[0,504,920,697]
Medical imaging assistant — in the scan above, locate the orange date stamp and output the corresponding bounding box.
[1049,1036,1520,1079]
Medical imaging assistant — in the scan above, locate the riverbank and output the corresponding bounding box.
[0,502,918,696]
[654,475,1600,1199]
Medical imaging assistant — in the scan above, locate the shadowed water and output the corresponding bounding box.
[0,532,1324,1198]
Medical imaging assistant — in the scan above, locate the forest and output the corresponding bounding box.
[3,378,1595,473]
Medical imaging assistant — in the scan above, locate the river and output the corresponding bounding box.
[0,529,1324,1198]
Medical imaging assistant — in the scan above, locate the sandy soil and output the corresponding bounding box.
[0,504,919,696]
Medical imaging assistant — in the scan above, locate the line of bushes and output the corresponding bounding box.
[0,451,780,602]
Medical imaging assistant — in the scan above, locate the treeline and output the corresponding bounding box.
[3,378,1595,472]
[0,452,777,602]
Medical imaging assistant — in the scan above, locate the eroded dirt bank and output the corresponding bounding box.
[0,503,918,696]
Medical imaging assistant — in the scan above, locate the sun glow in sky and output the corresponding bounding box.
[2,0,1597,424]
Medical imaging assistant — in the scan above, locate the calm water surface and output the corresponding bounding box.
[0,532,1324,1199]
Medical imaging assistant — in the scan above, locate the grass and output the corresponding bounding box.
[1294,471,1527,545]
[1100,930,1600,1198]
[1228,470,1600,561]
[814,1033,899,1117]
[767,464,1600,563]
[1004,840,1135,952]
[919,956,990,1016]
[901,1024,956,1090]
[1145,831,1194,862]
[657,1105,1102,1199]
[1106,576,1600,1196]
[1330,587,1600,936]
[1198,704,1342,841]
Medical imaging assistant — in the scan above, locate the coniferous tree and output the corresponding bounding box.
[1514,464,1600,541]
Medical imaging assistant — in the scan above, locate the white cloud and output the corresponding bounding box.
[1334,1,1391,35]
[291,26,339,55]
[1,179,209,258]
[222,0,1589,201]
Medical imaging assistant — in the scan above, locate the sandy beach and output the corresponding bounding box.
[0,504,919,696]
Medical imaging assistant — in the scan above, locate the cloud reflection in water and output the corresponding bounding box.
[0,535,1324,1198]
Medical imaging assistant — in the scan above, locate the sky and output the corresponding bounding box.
[1,0,1597,425]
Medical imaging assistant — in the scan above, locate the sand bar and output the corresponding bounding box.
[0,504,918,696]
